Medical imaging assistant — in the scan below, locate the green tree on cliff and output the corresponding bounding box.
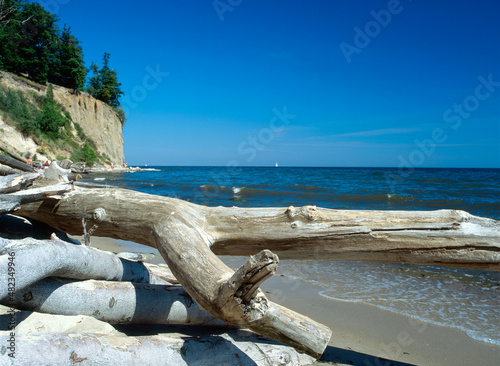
[87,52,123,108]
[5,1,59,83]
[0,1,86,88]
[49,26,87,91]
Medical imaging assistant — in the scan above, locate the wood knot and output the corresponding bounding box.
[93,208,107,223]
[285,206,296,219]
[285,205,319,222]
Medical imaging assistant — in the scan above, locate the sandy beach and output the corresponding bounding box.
[66,236,499,366]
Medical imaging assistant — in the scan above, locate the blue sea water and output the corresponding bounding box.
[80,167,500,345]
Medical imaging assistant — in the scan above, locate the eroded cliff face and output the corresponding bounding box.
[0,71,124,165]
[51,85,124,165]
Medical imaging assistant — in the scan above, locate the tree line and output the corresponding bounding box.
[0,0,123,110]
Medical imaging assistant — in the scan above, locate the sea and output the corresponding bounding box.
[80,166,500,346]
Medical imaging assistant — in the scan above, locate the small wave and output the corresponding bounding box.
[94,177,106,181]
[318,290,500,346]
[75,181,116,188]
[139,168,161,172]
[333,193,418,203]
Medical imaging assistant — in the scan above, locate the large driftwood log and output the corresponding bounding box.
[0,172,40,194]
[0,237,172,301]
[14,185,500,270]
[0,144,27,163]
[0,154,33,172]
[6,278,227,327]
[14,185,333,358]
[0,331,316,366]
[10,185,500,357]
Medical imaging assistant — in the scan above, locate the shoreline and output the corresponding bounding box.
[82,236,499,366]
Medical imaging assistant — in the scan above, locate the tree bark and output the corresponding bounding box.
[5,277,227,327]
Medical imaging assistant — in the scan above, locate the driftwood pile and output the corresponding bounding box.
[1,154,499,365]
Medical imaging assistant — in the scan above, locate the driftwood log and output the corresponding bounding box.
[11,185,336,357]
[0,330,316,365]
[3,180,500,360]
[7,277,227,327]
[0,154,33,173]
[14,184,500,271]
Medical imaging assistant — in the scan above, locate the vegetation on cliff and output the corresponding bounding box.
[0,0,124,165]
[0,0,125,121]
[0,74,105,165]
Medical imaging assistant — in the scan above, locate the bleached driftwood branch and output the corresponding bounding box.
[6,277,227,327]
[0,331,316,366]
[15,185,500,271]
[13,185,334,357]
[0,237,173,301]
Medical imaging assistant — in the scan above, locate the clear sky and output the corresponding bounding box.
[51,0,499,167]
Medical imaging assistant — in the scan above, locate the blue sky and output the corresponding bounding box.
[50,0,499,167]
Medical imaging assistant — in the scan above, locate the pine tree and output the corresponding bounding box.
[0,0,26,73]
[16,2,60,83]
[86,62,101,98]
[87,52,123,108]
[50,25,86,91]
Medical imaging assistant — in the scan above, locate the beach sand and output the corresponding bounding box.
[30,235,500,365]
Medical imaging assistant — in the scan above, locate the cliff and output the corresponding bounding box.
[0,71,124,166]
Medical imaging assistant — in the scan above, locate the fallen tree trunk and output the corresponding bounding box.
[5,277,226,327]
[0,154,33,172]
[0,237,171,301]
[15,185,500,270]
[11,185,500,356]
[0,331,316,366]
[0,172,40,194]
[0,143,27,163]
[14,185,333,358]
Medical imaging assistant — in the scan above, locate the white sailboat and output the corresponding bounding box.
[275,163,278,168]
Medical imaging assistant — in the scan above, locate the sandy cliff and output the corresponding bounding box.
[0,71,124,165]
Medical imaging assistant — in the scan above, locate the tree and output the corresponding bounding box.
[49,25,86,91]
[14,2,59,83]
[87,52,123,108]
[86,62,101,98]
[0,0,26,73]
